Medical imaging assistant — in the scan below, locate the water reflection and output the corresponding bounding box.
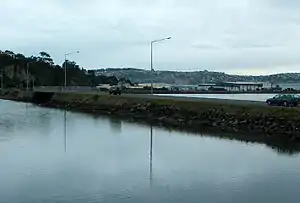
[64,110,67,153]
[149,125,153,187]
[0,101,52,137]
[109,118,122,133]
[191,131,300,156]
[52,106,300,156]
[266,141,300,156]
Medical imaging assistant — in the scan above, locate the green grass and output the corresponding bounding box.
[51,92,300,122]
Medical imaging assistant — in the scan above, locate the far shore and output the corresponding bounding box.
[31,86,300,95]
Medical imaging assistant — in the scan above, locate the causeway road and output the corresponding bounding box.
[34,87,267,107]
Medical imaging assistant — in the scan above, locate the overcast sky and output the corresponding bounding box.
[1,0,300,75]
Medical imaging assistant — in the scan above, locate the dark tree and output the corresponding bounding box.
[4,50,14,56]
[38,51,54,65]
[15,53,25,59]
[39,51,51,58]
[0,50,133,88]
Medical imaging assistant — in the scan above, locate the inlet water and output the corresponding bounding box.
[1,100,300,203]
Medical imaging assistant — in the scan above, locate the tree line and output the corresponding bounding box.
[0,50,133,88]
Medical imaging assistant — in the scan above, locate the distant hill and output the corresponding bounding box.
[94,68,300,85]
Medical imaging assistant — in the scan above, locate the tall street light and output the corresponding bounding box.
[64,51,80,89]
[150,37,171,94]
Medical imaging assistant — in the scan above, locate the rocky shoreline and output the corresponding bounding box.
[1,89,300,142]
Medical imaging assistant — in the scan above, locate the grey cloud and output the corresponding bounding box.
[229,42,279,49]
[1,0,300,75]
[266,0,300,9]
[191,44,220,50]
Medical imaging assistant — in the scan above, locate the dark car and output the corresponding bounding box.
[266,94,300,106]
[109,86,122,95]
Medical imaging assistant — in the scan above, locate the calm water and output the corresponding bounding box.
[1,100,300,203]
[157,93,276,101]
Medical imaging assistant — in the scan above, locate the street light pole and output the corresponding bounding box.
[64,51,79,89]
[150,42,153,94]
[150,37,171,95]
[64,54,67,89]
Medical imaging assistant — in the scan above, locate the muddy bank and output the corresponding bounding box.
[1,89,300,142]
[0,89,32,102]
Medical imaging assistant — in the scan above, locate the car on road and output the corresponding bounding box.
[266,94,300,106]
[109,86,122,95]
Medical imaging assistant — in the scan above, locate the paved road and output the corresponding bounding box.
[121,93,267,107]
[34,87,267,107]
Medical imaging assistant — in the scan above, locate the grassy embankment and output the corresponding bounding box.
[1,89,300,144]
[48,92,300,138]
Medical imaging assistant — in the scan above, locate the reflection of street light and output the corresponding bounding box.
[64,110,67,153]
[149,125,153,187]
[64,51,80,89]
[150,37,171,94]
